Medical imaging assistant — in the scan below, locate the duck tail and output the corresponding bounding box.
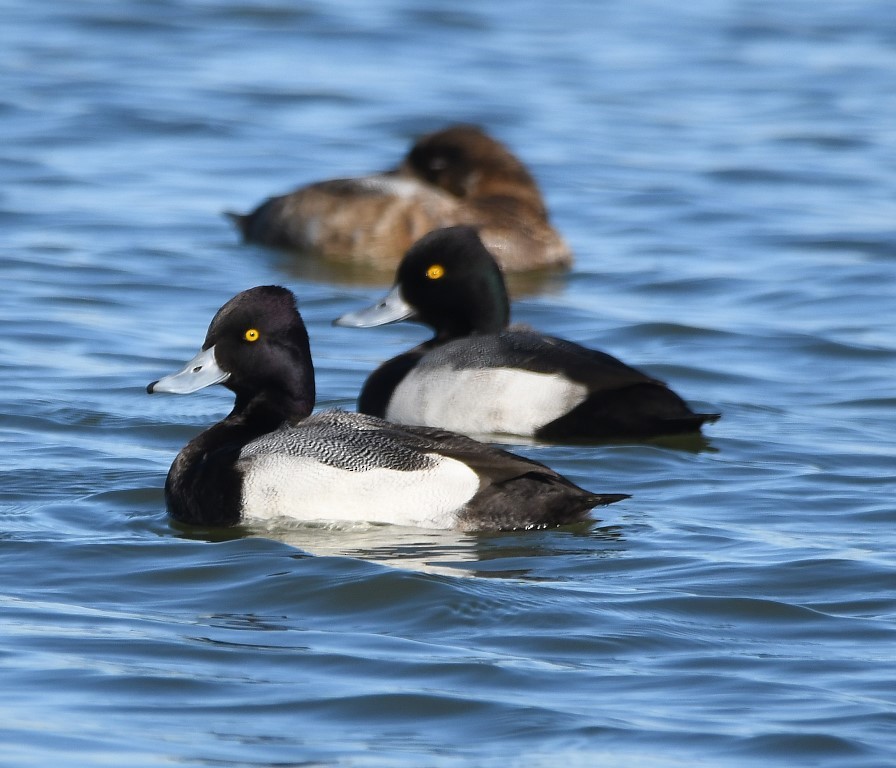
[651,411,721,435]
[590,493,631,507]
[695,412,722,427]
[223,210,250,239]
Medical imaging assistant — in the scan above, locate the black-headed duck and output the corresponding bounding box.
[148,286,626,530]
[335,226,720,441]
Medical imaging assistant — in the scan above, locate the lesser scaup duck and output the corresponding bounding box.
[147,286,627,530]
[335,226,720,441]
[226,124,572,272]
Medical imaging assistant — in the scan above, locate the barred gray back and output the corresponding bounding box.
[239,410,438,472]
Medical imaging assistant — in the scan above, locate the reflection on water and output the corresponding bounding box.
[174,517,626,578]
[265,238,571,299]
[265,243,399,287]
[5,0,896,765]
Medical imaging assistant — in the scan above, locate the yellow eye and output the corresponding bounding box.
[426,264,445,280]
[244,328,260,342]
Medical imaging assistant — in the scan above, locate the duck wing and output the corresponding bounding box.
[355,415,630,531]
[434,330,662,390]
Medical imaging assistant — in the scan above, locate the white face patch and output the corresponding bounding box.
[385,367,589,437]
[237,451,481,529]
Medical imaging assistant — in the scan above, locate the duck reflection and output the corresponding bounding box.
[173,518,625,579]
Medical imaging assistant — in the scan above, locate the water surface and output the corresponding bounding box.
[2,1,895,766]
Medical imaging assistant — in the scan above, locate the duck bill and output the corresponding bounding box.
[147,345,230,394]
[334,284,417,328]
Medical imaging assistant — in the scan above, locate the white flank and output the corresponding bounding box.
[237,452,480,529]
[385,367,588,436]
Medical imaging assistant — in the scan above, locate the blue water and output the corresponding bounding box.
[3,1,896,765]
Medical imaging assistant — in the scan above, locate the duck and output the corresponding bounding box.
[225,124,572,272]
[147,286,627,530]
[334,226,720,441]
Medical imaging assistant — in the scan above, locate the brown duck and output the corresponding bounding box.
[226,124,572,272]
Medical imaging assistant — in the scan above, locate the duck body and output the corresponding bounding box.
[228,176,461,269]
[227,125,572,272]
[148,286,626,530]
[336,227,720,441]
[364,330,712,440]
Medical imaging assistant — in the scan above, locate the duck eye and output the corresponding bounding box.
[426,264,445,280]
[244,328,260,342]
